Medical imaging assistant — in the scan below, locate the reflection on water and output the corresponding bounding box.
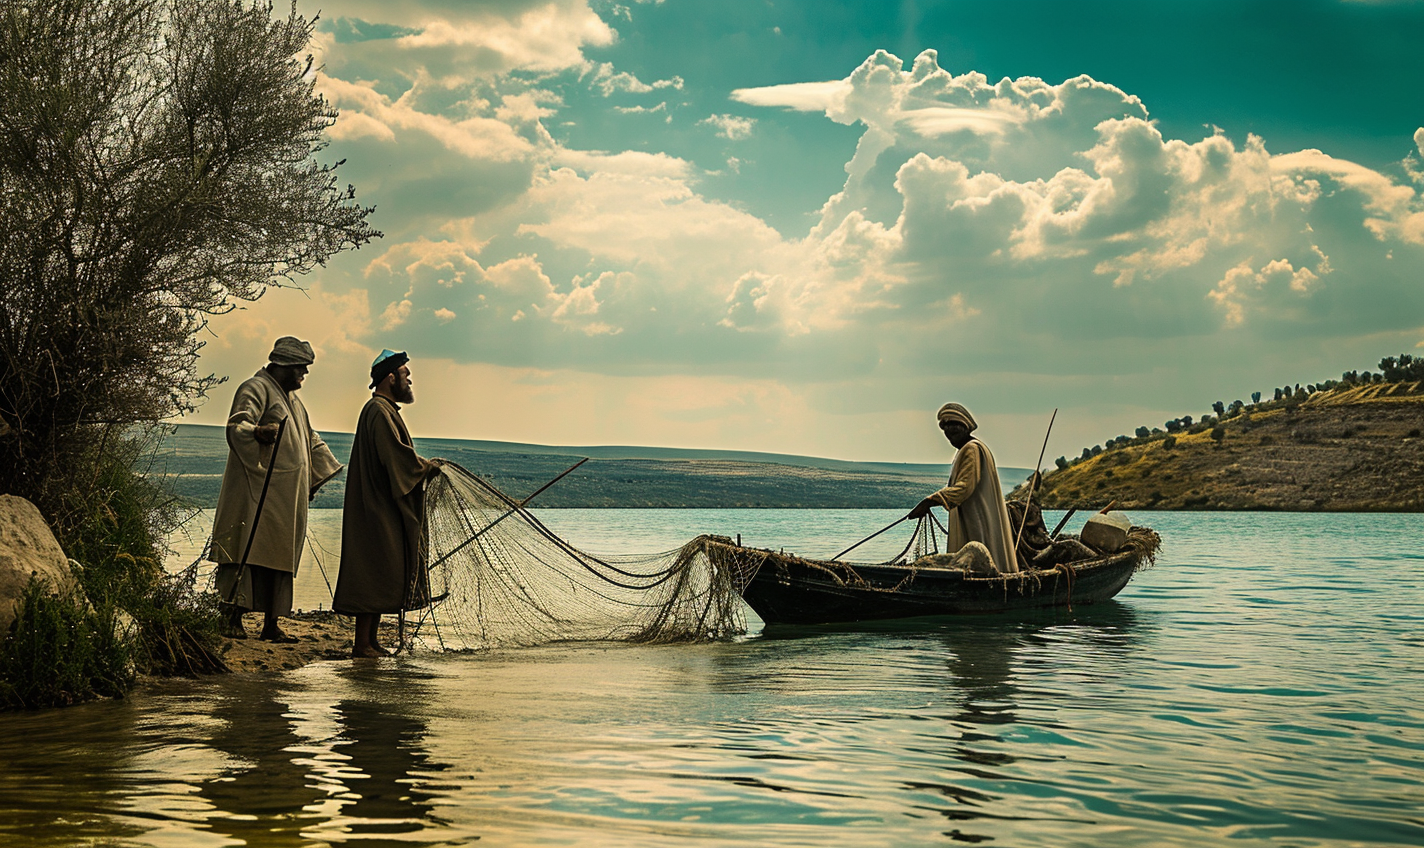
[4,511,1423,847]
[319,666,451,845]
[185,666,456,847]
[198,678,327,845]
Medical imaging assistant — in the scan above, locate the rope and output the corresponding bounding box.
[1054,560,1077,611]
[304,531,336,603]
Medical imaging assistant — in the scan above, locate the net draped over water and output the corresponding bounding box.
[411,462,747,650]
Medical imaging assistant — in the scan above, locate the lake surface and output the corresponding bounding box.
[2,510,1421,847]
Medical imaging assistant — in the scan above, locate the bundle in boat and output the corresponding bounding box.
[414,462,747,650]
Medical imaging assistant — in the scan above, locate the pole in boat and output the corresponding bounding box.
[427,457,589,572]
[227,415,288,606]
[1050,507,1077,539]
[831,516,909,562]
[1012,408,1057,557]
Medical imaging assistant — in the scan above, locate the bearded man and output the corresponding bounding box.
[907,403,1018,575]
[332,349,441,658]
[211,337,343,641]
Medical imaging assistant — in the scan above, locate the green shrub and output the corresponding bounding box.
[1,429,228,711]
[0,579,134,710]
[58,431,225,677]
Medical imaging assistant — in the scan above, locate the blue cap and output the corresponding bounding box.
[369,349,409,388]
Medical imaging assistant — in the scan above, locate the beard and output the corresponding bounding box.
[394,382,415,404]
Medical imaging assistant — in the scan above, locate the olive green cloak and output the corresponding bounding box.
[332,396,433,614]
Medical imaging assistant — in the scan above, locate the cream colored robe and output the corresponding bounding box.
[930,439,1018,574]
[209,369,343,574]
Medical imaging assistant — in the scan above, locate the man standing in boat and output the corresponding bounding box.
[333,349,441,658]
[907,403,1018,574]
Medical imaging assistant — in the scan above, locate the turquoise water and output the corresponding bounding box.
[2,510,1421,846]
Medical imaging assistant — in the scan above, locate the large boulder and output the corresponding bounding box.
[0,495,80,633]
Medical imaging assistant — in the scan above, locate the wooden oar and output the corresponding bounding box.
[831,516,909,562]
[427,457,589,571]
[1012,408,1057,555]
[1049,507,1077,539]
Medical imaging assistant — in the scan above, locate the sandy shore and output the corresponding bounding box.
[217,610,407,672]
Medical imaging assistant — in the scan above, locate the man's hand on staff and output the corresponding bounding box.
[254,422,281,444]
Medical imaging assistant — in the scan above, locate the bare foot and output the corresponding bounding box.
[351,644,388,659]
[259,628,299,644]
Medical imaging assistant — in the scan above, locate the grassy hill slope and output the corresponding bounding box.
[1019,382,1424,511]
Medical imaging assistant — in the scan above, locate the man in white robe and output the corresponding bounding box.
[210,337,343,640]
[908,403,1018,574]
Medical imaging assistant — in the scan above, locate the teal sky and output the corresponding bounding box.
[194,0,1424,466]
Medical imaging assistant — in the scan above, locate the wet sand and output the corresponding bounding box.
[216,611,405,671]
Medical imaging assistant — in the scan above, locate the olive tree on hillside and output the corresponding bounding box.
[0,0,377,528]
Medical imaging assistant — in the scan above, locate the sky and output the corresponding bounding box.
[187,0,1424,467]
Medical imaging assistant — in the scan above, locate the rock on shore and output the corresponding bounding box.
[0,495,80,633]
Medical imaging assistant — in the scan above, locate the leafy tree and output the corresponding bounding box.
[1165,418,1182,433]
[1055,456,1069,470]
[1181,415,1193,428]
[1135,426,1150,439]
[1210,426,1226,446]
[1251,391,1261,404]
[1212,400,1226,417]
[1380,354,1424,382]
[0,0,378,528]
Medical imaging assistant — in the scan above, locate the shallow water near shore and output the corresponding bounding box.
[2,510,1421,846]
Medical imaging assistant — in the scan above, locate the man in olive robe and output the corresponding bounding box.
[908,403,1018,574]
[333,350,440,658]
[211,337,343,641]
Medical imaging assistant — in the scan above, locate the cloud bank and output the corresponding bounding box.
[198,4,1424,462]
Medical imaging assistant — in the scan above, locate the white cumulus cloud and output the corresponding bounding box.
[701,113,756,140]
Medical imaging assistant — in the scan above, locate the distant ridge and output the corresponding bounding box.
[159,424,1031,509]
[1018,381,1424,511]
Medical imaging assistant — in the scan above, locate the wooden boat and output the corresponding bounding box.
[700,528,1161,625]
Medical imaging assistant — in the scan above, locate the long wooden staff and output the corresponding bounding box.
[227,416,288,606]
[1012,408,1057,556]
[427,457,589,572]
[831,516,909,562]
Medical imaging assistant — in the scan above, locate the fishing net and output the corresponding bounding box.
[408,462,748,651]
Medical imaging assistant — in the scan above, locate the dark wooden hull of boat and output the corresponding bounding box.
[710,538,1148,625]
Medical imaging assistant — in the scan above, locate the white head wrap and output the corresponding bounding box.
[936,402,977,431]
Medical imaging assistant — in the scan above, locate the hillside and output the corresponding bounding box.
[1019,382,1424,511]
[157,425,1031,509]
